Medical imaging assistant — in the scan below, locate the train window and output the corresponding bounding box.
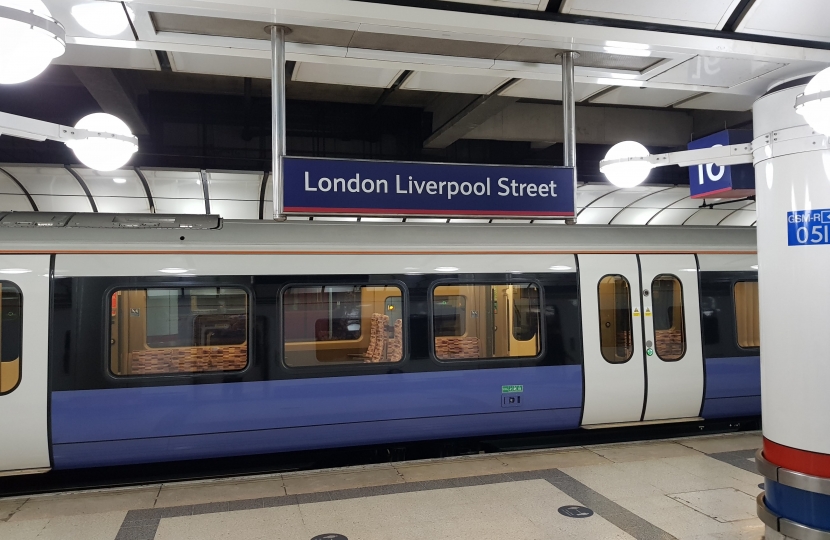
[433,295,466,337]
[734,281,760,348]
[109,287,249,376]
[283,285,404,366]
[432,284,540,361]
[598,275,633,364]
[651,275,686,361]
[0,282,22,395]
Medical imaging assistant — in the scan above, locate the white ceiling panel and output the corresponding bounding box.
[591,87,699,107]
[54,44,158,70]
[4,167,85,196]
[719,209,757,227]
[575,184,618,209]
[560,0,742,29]
[0,195,34,212]
[402,72,508,94]
[210,200,259,220]
[500,79,603,102]
[647,208,699,225]
[587,186,662,208]
[576,207,622,224]
[684,208,734,225]
[0,172,24,195]
[141,170,204,199]
[630,187,690,208]
[673,92,756,111]
[738,0,830,42]
[153,198,208,215]
[76,169,147,198]
[293,62,401,88]
[171,52,271,79]
[669,196,704,209]
[31,195,93,213]
[610,207,661,225]
[650,56,784,88]
[207,172,262,201]
[94,197,152,214]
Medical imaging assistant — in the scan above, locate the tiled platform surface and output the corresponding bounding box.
[0,432,764,540]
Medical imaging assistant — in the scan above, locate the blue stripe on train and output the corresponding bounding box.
[51,365,582,469]
[701,356,761,418]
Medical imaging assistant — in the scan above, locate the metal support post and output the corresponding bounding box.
[561,51,578,224]
[269,25,287,221]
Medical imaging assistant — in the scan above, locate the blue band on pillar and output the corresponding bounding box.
[765,479,830,531]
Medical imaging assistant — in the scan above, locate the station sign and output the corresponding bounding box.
[688,130,755,199]
[282,157,575,219]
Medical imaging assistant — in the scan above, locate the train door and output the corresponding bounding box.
[0,255,50,475]
[639,255,704,421]
[580,254,646,425]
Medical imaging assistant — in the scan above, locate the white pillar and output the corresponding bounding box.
[754,80,830,535]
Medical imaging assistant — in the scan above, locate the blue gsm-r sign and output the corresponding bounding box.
[787,209,830,246]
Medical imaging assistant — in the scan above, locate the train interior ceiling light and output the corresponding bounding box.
[0,111,138,171]
[0,0,65,84]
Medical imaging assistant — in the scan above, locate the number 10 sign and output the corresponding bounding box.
[688,130,755,199]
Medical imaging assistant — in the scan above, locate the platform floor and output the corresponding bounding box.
[0,432,764,540]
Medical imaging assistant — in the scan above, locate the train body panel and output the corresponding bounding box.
[50,365,582,468]
[0,219,762,474]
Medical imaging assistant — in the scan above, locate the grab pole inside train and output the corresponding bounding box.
[269,24,288,222]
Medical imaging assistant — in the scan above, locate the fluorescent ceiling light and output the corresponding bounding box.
[0,268,31,274]
[548,265,572,271]
[159,267,189,274]
[434,266,459,272]
[604,41,651,57]
[113,177,126,183]
[596,78,644,87]
[71,2,132,37]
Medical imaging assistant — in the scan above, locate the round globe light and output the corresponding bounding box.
[65,113,138,171]
[0,0,66,84]
[71,2,132,37]
[796,67,830,137]
[600,141,653,188]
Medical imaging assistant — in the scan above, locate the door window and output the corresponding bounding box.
[0,282,23,394]
[597,275,633,364]
[652,275,686,361]
[734,281,760,348]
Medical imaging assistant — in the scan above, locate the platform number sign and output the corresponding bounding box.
[787,209,830,246]
[688,130,754,199]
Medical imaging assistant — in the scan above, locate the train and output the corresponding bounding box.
[0,212,760,476]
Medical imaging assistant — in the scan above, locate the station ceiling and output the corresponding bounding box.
[1,0,828,211]
[0,164,755,226]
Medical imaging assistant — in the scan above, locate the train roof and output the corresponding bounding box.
[0,213,756,254]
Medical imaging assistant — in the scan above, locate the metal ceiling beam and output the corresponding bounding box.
[464,102,694,147]
[70,67,149,135]
[424,79,520,149]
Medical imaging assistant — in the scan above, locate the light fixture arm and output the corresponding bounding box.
[0,5,65,44]
[0,111,138,146]
[599,142,753,171]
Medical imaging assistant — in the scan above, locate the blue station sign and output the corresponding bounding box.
[787,209,830,246]
[688,130,755,199]
[282,157,575,219]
